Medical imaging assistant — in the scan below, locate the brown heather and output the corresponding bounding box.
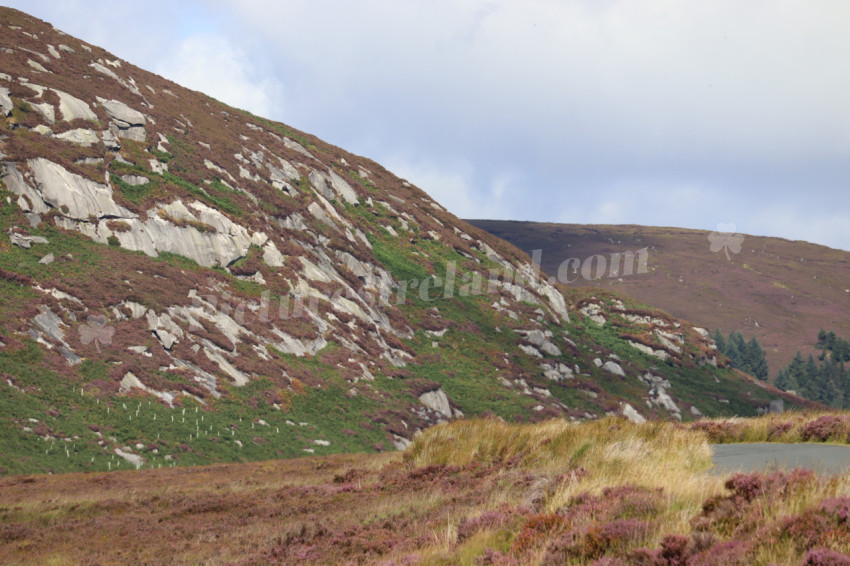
[1,414,849,564]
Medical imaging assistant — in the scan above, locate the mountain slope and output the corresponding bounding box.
[466,221,850,372]
[0,8,808,475]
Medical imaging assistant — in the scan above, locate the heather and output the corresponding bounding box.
[689,411,850,445]
[3,416,850,565]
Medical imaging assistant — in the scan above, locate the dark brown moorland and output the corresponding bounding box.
[467,221,850,371]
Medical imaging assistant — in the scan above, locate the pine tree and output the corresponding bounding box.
[822,357,842,407]
[800,354,824,402]
[834,339,850,363]
[787,351,806,391]
[730,332,747,356]
[826,331,838,352]
[713,329,726,353]
[725,339,741,370]
[746,337,769,381]
[775,367,797,392]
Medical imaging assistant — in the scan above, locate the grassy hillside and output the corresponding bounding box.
[0,7,815,476]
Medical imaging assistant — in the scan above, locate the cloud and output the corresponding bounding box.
[4,0,849,250]
[746,206,850,252]
[383,155,513,220]
[154,35,283,118]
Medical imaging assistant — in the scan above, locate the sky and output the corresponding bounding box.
[5,0,850,250]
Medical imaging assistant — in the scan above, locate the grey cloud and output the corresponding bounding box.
[5,0,849,250]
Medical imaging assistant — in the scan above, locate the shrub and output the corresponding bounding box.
[767,421,794,440]
[781,512,829,550]
[818,496,850,524]
[107,235,120,246]
[106,220,131,233]
[511,514,567,553]
[803,548,850,566]
[582,519,651,559]
[800,416,850,442]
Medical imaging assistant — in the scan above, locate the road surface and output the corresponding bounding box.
[711,443,850,475]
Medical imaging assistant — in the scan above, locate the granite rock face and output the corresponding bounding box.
[98,97,146,141]
[0,86,12,116]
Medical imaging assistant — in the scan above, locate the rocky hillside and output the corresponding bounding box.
[467,221,850,372]
[0,8,808,475]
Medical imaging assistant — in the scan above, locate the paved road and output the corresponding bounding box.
[711,443,850,475]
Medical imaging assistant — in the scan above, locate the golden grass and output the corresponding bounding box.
[407,417,724,556]
[405,414,850,564]
[4,414,850,565]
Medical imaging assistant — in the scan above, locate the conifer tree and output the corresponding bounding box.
[775,367,797,392]
[746,337,769,381]
[713,329,726,353]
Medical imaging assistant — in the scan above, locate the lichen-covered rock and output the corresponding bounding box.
[54,89,97,122]
[602,360,625,376]
[27,158,135,220]
[622,403,646,424]
[55,128,99,146]
[97,97,146,141]
[419,388,453,419]
[0,86,12,116]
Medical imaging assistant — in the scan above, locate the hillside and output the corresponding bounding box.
[0,8,808,475]
[467,221,850,373]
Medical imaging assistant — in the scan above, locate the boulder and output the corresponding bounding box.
[327,169,359,204]
[602,360,625,377]
[622,403,646,424]
[0,86,12,117]
[628,340,669,361]
[30,102,55,123]
[114,448,144,470]
[541,362,574,381]
[308,170,335,201]
[10,232,49,248]
[519,329,562,357]
[28,59,50,73]
[282,136,315,160]
[33,306,65,343]
[101,129,121,150]
[28,158,135,220]
[55,128,99,146]
[419,388,453,419]
[580,303,606,325]
[1,163,51,214]
[120,175,149,186]
[97,98,146,141]
[54,89,97,122]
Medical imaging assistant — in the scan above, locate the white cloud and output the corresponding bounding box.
[154,35,283,118]
[4,0,849,250]
[746,206,850,252]
[384,155,512,220]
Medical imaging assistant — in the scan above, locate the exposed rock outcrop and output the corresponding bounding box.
[27,158,135,220]
[98,97,146,141]
[0,86,12,116]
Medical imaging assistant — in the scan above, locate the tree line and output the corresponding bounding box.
[774,330,850,408]
[712,330,769,381]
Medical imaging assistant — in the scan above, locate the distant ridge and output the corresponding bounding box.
[467,220,850,371]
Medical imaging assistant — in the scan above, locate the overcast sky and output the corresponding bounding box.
[7,1,850,250]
